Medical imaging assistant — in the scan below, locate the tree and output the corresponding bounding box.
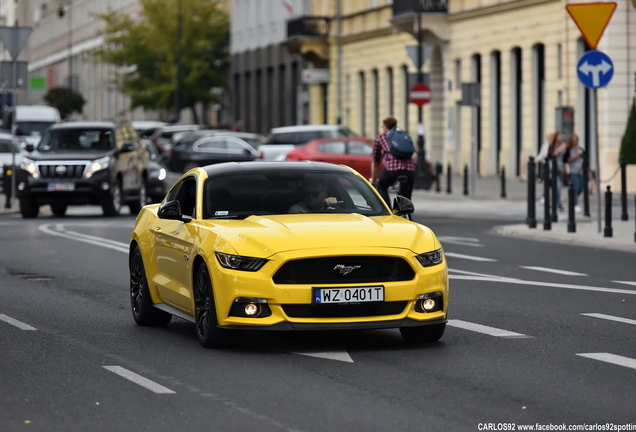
[619,97,636,164]
[93,0,230,123]
[43,87,86,120]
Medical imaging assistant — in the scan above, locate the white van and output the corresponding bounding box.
[13,105,61,148]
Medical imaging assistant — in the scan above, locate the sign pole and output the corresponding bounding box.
[414,1,429,190]
[593,88,602,233]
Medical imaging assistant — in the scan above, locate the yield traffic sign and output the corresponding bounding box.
[577,50,614,89]
[566,2,616,49]
[409,83,432,106]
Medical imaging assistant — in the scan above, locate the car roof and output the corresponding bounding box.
[269,124,345,133]
[203,161,353,177]
[0,131,16,139]
[48,121,116,130]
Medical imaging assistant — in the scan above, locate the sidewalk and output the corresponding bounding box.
[1,174,635,253]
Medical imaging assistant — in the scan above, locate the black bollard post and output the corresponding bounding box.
[3,165,11,209]
[463,165,468,196]
[543,161,551,230]
[527,157,536,228]
[604,186,613,238]
[435,163,442,193]
[583,151,590,216]
[620,157,628,221]
[500,166,506,198]
[550,158,558,223]
[567,184,576,233]
[446,163,452,194]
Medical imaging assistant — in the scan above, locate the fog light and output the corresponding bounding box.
[101,182,110,191]
[421,298,436,311]
[18,182,25,191]
[244,303,260,316]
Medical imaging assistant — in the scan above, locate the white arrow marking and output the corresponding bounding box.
[578,60,612,87]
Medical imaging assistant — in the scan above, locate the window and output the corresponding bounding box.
[319,141,346,154]
[348,141,372,156]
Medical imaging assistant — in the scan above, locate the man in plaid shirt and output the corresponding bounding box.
[370,116,417,205]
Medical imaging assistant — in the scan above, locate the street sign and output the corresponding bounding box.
[409,83,431,106]
[566,2,616,49]
[0,27,32,60]
[405,45,433,70]
[30,77,46,90]
[0,61,28,89]
[301,68,329,84]
[577,50,613,89]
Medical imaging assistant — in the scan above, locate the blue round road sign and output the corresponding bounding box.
[577,50,613,89]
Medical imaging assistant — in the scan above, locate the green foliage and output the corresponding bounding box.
[93,0,230,114]
[620,98,636,164]
[43,87,86,120]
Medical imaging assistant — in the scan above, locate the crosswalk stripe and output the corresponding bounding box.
[520,266,587,276]
[581,313,636,326]
[576,353,636,371]
[448,319,531,338]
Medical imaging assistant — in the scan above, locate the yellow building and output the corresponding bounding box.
[291,0,636,192]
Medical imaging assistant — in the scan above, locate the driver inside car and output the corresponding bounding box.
[288,178,340,213]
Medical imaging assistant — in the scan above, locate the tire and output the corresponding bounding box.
[51,202,67,217]
[400,323,446,343]
[129,246,172,326]
[128,179,147,214]
[102,181,122,216]
[194,262,231,348]
[19,198,39,218]
[183,162,198,173]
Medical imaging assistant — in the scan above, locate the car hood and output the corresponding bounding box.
[24,150,114,161]
[199,213,440,257]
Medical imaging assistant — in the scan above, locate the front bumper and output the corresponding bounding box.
[16,168,113,205]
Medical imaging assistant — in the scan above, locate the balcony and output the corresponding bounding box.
[285,16,332,64]
[391,0,449,42]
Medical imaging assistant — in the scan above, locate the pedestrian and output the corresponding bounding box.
[565,133,585,213]
[369,116,417,206]
[534,132,554,194]
[549,131,566,211]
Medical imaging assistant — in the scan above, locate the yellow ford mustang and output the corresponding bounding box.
[129,161,448,348]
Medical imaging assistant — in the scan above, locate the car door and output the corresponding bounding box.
[151,176,199,312]
[316,141,347,165]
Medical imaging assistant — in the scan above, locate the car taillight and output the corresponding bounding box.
[286,147,308,161]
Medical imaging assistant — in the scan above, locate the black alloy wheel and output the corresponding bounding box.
[19,198,39,218]
[130,246,171,326]
[194,262,230,348]
[399,323,446,343]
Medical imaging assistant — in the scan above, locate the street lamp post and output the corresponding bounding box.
[174,0,183,122]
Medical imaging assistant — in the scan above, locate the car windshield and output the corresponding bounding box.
[266,127,357,145]
[37,128,114,152]
[15,121,56,137]
[203,171,389,219]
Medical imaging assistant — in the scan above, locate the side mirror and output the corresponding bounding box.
[25,144,34,153]
[392,195,415,216]
[120,141,135,153]
[157,200,192,223]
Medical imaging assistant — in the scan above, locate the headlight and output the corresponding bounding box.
[85,156,110,178]
[215,252,267,271]
[415,248,443,267]
[20,158,39,178]
[158,168,167,181]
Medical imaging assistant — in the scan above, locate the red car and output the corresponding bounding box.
[284,137,383,179]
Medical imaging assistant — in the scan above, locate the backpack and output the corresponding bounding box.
[386,128,415,160]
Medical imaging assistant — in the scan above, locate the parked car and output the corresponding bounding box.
[16,121,149,218]
[140,139,169,203]
[167,135,258,173]
[132,120,168,139]
[284,137,381,179]
[0,133,22,189]
[260,124,358,161]
[207,130,266,149]
[129,161,448,348]
[148,124,200,155]
[6,105,61,149]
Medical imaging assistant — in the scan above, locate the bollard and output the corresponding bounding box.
[634,195,636,243]
[620,157,628,221]
[446,163,452,194]
[567,184,576,233]
[543,161,551,230]
[550,158,558,223]
[583,151,590,216]
[463,165,468,196]
[500,166,506,198]
[435,163,442,193]
[527,157,536,228]
[604,186,613,238]
[3,164,11,209]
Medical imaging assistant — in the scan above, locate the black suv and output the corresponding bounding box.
[16,120,150,218]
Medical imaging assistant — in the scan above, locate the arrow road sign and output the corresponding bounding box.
[577,50,613,89]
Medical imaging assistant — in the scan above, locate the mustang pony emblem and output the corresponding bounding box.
[334,264,361,276]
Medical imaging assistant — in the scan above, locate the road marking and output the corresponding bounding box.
[445,252,497,262]
[448,319,531,338]
[39,224,128,253]
[576,353,636,371]
[437,236,484,247]
[0,314,37,330]
[290,350,354,363]
[449,268,521,282]
[520,266,587,276]
[103,366,175,394]
[581,313,636,326]
[612,281,636,287]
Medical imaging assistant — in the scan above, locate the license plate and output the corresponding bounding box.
[47,182,75,191]
[314,286,384,304]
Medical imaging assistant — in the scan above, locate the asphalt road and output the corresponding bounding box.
[1,208,635,431]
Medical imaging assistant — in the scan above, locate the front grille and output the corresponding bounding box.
[273,256,415,285]
[283,302,407,318]
[38,163,86,179]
